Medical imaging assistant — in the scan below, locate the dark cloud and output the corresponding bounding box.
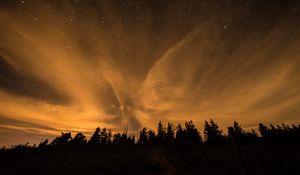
[0,53,71,104]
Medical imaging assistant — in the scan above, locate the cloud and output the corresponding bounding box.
[0,115,57,131]
[0,56,70,104]
[0,126,56,147]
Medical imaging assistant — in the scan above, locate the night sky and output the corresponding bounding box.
[0,0,299,146]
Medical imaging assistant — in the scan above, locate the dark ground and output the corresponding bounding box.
[0,144,299,175]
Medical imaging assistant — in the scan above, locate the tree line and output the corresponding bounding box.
[2,119,300,151]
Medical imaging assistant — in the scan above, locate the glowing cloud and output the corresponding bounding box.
[0,0,299,146]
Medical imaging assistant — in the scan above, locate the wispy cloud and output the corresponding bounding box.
[0,0,299,146]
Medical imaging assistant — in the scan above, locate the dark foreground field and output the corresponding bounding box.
[1,144,299,175]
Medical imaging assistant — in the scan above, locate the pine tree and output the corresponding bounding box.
[71,133,87,145]
[51,132,72,146]
[148,130,156,144]
[185,121,202,144]
[166,123,175,144]
[88,127,101,145]
[204,119,225,144]
[175,124,185,144]
[157,121,166,144]
[138,128,148,144]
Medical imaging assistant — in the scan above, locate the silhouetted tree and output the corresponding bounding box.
[204,119,226,144]
[4,120,300,151]
[166,123,175,144]
[258,123,275,143]
[38,139,49,149]
[148,129,156,144]
[107,129,112,144]
[185,121,202,144]
[99,128,112,144]
[88,127,101,145]
[138,128,148,144]
[11,142,31,152]
[258,123,268,138]
[121,133,128,143]
[258,123,300,143]
[70,133,87,145]
[157,121,166,144]
[51,132,72,146]
[233,121,244,135]
[127,135,135,144]
[113,133,122,144]
[113,131,135,144]
[231,121,258,144]
[246,129,259,143]
[175,124,187,145]
[292,124,300,143]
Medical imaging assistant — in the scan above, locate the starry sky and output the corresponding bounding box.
[0,0,300,146]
